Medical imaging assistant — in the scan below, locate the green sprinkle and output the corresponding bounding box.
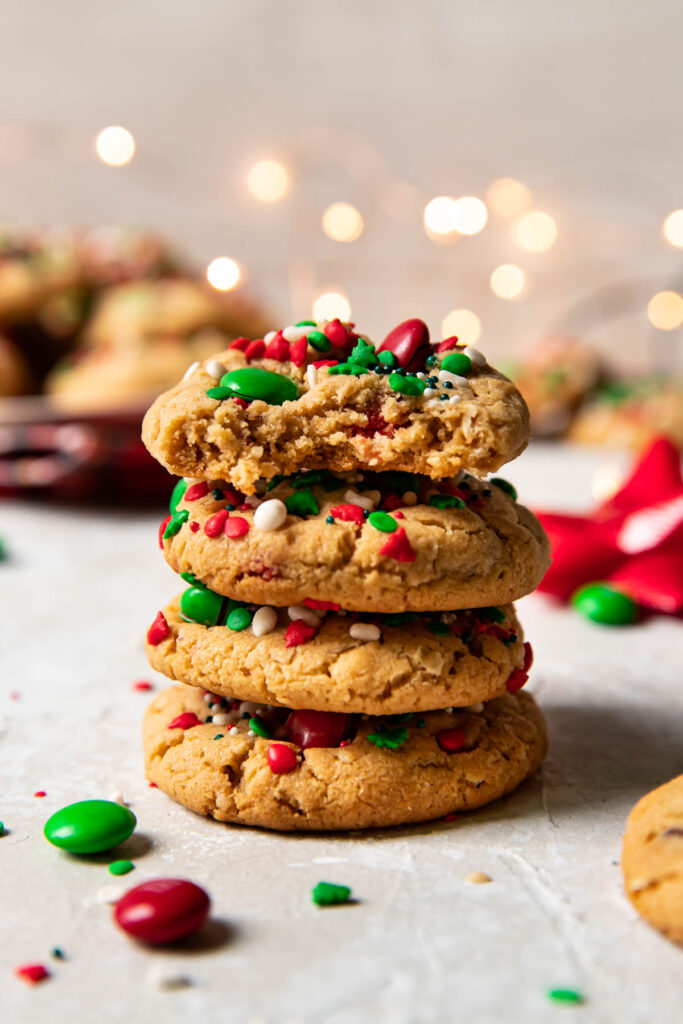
[307,329,332,352]
[249,715,271,738]
[206,386,232,400]
[383,612,418,626]
[169,478,187,513]
[428,494,466,509]
[479,606,506,623]
[350,339,379,367]
[547,989,583,1005]
[417,719,427,728]
[163,509,189,539]
[425,354,438,366]
[325,515,335,524]
[108,859,134,876]
[378,350,397,367]
[311,881,352,906]
[266,474,286,492]
[381,471,420,494]
[367,724,409,749]
[226,607,253,631]
[213,734,224,740]
[367,510,398,533]
[490,477,517,500]
[0,822,5,835]
[296,319,317,327]
[291,470,329,490]
[285,490,319,517]
[440,352,472,375]
[426,620,450,635]
[212,488,225,501]
[51,948,66,960]
[389,373,425,396]
[327,362,369,376]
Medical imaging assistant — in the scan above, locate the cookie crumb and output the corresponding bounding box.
[466,871,492,885]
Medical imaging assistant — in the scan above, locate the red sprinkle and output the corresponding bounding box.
[224,516,249,539]
[238,503,252,511]
[393,510,405,519]
[436,728,466,753]
[34,791,47,798]
[523,642,534,672]
[303,598,341,611]
[184,482,209,502]
[330,503,365,525]
[289,337,308,366]
[264,333,291,362]
[190,521,200,532]
[229,336,250,351]
[506,669,528,693]
[223,488,243,506]
[442,813,458,822]
[205,509,229,537]
[245,339,266,361]
[133,680,153,691]
[147,611,170,646]
[233,397,249,408]
[382,494,404,511]
[267,743,299,774]
[437,335,460,352]
[284,620,318,647]
[312,359,338,368]
[149,782,158,788]
[168,712,201,730]
[379,527,415,563]
[15,964,50,985]
[158,515,172,548]
[323,318,349,345]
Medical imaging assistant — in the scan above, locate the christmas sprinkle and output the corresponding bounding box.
[311,881,352,906]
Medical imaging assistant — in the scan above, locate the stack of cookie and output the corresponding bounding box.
[142,317,550,831]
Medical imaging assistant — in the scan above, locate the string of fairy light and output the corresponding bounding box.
[93,123,683,342]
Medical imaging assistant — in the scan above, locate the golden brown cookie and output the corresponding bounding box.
[0,230,81,322]
[160,471,549,612]
[143,684,547,831]
[146,597,531,714]
[622,774,683,945]
[142,319,530,492]
[569,382,683,452]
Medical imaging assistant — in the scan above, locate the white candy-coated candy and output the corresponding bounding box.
[253,498,287,531]
[403,491,418,505]
[349,623,381,642]
[306,364,317,389]
[183,361,200,381]
[438,370,469,387]
[288,605,320,627]
[206,359,226,380]
[264,330,277,344]
[464,346,486,366]
[344,489,375,510]
[282,325,309,342]
[252,607,278,637]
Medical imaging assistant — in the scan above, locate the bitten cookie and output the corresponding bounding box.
[622,774,683,945]
[142,319,530,492]
[143,684,547,831]
[146,597,531,715]
[159,470,550,612]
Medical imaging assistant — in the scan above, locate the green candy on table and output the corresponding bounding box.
[219,367,299,405]
[109,859,134,876]
[169,479,187,513]
[440,351,472,375]
[571,582,638,625]
[311,881,352,906]
[44,800,136,855]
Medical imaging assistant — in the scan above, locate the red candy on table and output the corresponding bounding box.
[285,710,350,749]
[114,878,210,945]
[15,964,50,984]
[147,611,170,646]
[267,743,299,774]
[303,598,341,611]
[377,318,431,370]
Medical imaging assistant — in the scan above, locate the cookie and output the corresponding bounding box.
[0,230,81,322]
[146,596,530,714]
[142,319,530,493]
[143,684,547,831]
[0,334,31,396]
[160,471,550,612]
[569,381,683,452]
[513,336,604,438]
[622,774,683,944]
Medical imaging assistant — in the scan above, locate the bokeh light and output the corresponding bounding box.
[206,257,241,291]
[663,209,683,248]
[312,291,351,322]
[511,210,557,252]
[247,159,289,202]
[441,309,481,345]
[95,126,135,166]
[490,264,526,299]
[423,196,459,236]
[451,196,488,235]
[322,202,364,242]
[647,290,683,330]
[486,178,533,218]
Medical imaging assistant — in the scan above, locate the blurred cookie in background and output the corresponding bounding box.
[512,335,606,437]
[0,334,32,395]
[569,379,683,451]
[0,227,81,322]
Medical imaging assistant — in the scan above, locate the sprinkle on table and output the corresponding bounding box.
[109,859,135,876]
[15,964,50,984]
[311,881,352,906]
[547,989,584,1005]
[465,871,492,884]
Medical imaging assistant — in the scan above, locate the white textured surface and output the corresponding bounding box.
[1,444,682,1023]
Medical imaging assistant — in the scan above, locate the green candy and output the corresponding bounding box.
[383,611,417,626]
[378,350,397,367]
[285,489,319,517]
[291,470,329,490]
[163,509,189,539]
[44,800,136,855]
[296,319,317,327]
[108,859,134,876]
[367,724,408,749]
[367,511,398,533]
[227,607,253,631]
[311,881,352,907]
[219,367,298,405]
[440,351,472,375]
[169,478,187,513]
[389,373,426,396]
[327,362,369,376]
[180,585,224,626]
[249,715,271,738]
[426,620,450,635]
[428,494,465,509]
[490,477,517,501]
[206,385,232,400]
[571,583,638,626]
[306,329,332,352]
[350,339,379,367]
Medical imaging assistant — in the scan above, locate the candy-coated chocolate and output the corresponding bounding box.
[179,585,224,626]
[44,800,136,854]
[267,743,299,774]
[220,367,298,405]
[436,727,466,753]
[114,878,210,945]
[368,510,398,533]
[377,318,431,370]
[440,351,472,375]
[571,582,638,625]
[285,710,350,749]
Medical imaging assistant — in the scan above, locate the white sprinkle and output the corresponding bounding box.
[349,623,381,642]
[182,361,200,381]
[344,489,374,510]
[252,606,278,637]
[146,967,192,992]
[212,713,232,726]
[254,498,287,531]
[449,394,461,404]
[464,346,486,366]
[365,489,381,505]
[109,790,127,805]
[288,605,320,627]
[403,491,418,505]
[306,364,317,389]
[96,884,125,905]
[247,730,255,738]
[438,370,469,387]
[424,387,438,397]
[264,330,277,344]
[282,325,309,342]
[416,372,426,379]
[203,692,213,703]
[206,359,226,380]
[465,702,484,713]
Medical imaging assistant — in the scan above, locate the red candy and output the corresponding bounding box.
[114,878,210,945]
[436,727,466,753]
[523,642,534,672]
[224,516,249,539]
[284,620,318,647]
[204,509,229,537]
[505,669,529,693]
[15,964,50,984]
[158,515,171,548]
[285,710,349,749]
[303,598,341,611]
[168,712,201,730]
[147,611,170,646]
[233,397,249,408]
[312,359,338,368]
[436,335,460,353]
[34,791,46,798]
[184,482,209,502]
[323,318,350,346]
[267,743,299,774]
[330,503,365,525]
[264,334,291,361]
[289,337,308,366]
[379,527,415,562]
[245,339,266,361]
[377,318,430,370]
[190,521,200,532]
[229,337,250,351]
